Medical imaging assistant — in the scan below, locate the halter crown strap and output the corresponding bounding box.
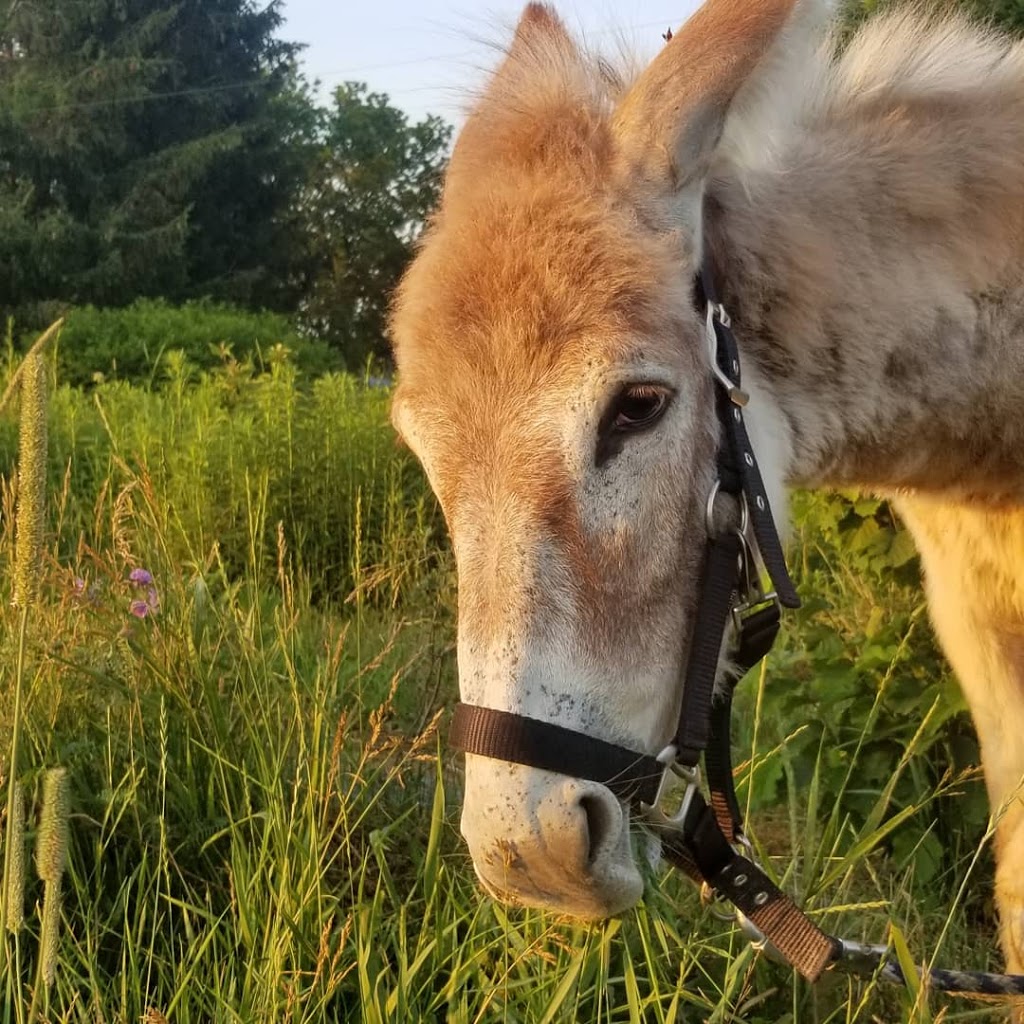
[700,266,799,610]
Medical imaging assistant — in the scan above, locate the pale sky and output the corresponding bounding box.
[283,1,703,125]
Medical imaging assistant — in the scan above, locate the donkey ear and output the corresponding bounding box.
[486,3,581,103]
[445,4,586,192]
[509,3,573,56]
[612,0,814,191]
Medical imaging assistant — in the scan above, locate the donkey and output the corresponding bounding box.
[390,0,1024,979]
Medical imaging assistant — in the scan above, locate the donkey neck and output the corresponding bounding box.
[705,177,1024,505]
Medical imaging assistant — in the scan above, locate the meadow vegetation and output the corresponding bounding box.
[0,319,1009,1023]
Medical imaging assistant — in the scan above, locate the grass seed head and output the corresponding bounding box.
[5,780,25,933]
[39,877,61,987]
[13,349,48,608]
[36,767,70,884]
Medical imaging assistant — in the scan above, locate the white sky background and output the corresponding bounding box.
[283,1,704,126]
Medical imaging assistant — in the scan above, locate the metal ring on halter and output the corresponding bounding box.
[705,481,748,539]
[700,882,740,922]
[705,479,722,536]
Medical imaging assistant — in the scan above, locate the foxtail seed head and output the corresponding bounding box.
[39,877,61,988]
[5,780,25,933]
[36,768,69,884]
[13,349,48,608]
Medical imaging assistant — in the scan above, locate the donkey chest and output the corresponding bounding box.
[896,495,1024,625]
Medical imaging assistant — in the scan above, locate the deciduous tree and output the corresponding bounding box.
[298,83,451,369]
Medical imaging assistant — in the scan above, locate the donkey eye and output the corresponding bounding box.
[611,385,671,433]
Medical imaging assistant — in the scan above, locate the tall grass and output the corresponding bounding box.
[0,352,444,608]
[0,352,1008,1022]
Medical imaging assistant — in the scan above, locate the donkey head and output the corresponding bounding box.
[391,0,823,919]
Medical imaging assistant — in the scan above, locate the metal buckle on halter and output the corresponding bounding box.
[705,302,749,407]
[639,745,701,826]
[731,497,781,632]
[732,556,781,634]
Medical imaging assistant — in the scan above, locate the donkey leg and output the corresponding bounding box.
[895,495,1024,976]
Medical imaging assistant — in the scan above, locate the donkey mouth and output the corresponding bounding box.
[472,856,645,921]
[467,807,648,922]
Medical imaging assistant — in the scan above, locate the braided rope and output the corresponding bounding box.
[819,939,1024,998]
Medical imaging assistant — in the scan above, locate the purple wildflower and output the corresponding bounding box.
[129,599,150,618]
[129,568,153,587]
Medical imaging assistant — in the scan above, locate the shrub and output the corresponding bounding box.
[30,299,344,386]
[740,491,987,898]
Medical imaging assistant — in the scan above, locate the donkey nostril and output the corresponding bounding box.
[578,790,619,867]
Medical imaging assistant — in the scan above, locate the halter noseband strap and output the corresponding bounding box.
[449,704,664,805]
[449,259,843,982]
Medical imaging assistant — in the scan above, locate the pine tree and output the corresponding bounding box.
[0,0,314,317]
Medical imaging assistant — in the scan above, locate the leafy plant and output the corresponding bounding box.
[32,299,341,387]
[738,491,988,899]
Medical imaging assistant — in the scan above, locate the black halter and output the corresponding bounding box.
[449,260,845,980]
[448,261,1024,999]
[450,265,796,800]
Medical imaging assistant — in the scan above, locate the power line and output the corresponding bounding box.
[308,50,481,79]
[7,18,679,118]
[13,75,288,116]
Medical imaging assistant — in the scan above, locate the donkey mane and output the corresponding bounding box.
[722,8,1024,170]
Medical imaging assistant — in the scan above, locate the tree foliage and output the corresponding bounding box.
[843,0,1024,33]
[0,0,313,318]
[298,83,451,369]
[0,4,453,367]
[964,0,1024,31]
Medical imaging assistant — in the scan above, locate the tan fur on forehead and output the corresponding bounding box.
[390,5,697,397]
[392,177,683,391]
